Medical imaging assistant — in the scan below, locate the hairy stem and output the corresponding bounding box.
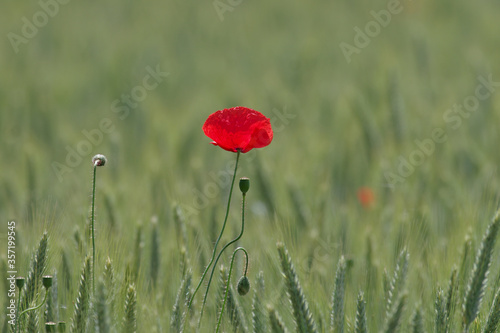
[189,150,241,318]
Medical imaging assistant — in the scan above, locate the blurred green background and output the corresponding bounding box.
[3,0,500,219]
[2,0,500,330]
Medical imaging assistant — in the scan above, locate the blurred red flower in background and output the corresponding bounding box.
[357,187,375,208]
[202,106,273,153]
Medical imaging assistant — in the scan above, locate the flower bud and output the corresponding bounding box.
[237,275,250,296]
[16,277,25,289]
[239,177,250,194]
[92,154,107,167]
[43,275,53,289]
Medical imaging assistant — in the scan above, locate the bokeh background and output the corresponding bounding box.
[2,0,500,330]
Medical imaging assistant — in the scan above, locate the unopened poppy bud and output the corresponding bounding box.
[16,277,25,289]
[239,177,250,194]
[92,154,107,167]
[43,275,53,289]
[237,275,250,296]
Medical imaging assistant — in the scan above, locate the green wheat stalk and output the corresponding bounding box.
[458,236,473,303]
[410,306,426,333]
[381,293,406,333]
[18,232,48,332]
[217,265,248,332]
[61,249,72,295]
[252,272,267,333]
[386,249,409,319]
[435,288,447,333]
[382,269,390,309]
[331,255,346,333]
[277,242,317,333]
[483,287,500,333]
[149,220,160,288]
[20,232,48,311]
[227,282,248,333]
[445,267,458,329]
[183,271,194,330]
[216,265,228,329]
[26,310,38,333]
[70,256,91,333]
[173,204,189,254]
[73,228,84,255]
[123,284,137,333]
[171,273,190,333]
[96,279,110,333]
[103,256,115,300]
[365,235,377,297]
[132,224,143,282]
[354,291,368,333]
[463,210,500,332]
[103,256,116,332]
[268,306,289,333]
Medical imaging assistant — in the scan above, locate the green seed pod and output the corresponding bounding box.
[58,321,67,333]
[92,154,107,167]
[16,276,25,289]
[43,275,53,289]
[237,275,250,296]
[45,322,57,332]
[239,177,250,194]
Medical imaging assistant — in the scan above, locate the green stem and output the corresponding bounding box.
[17,288,50,331]
[91,163,97,294]
[16,290,21,333]
[205,189,247,327]
[216,247,249,333]
[188,151,241,313]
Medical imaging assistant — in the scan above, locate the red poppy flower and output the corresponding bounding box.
[202,106,273,153]
[357,187,375,208]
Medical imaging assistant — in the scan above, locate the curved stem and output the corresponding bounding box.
[17,288,50,330]
[216,247,249,333]
[91,164,97,294]
[202,190,247,326]
[189,151,241,313]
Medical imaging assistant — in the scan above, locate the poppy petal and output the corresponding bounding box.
[203,107,273,153]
